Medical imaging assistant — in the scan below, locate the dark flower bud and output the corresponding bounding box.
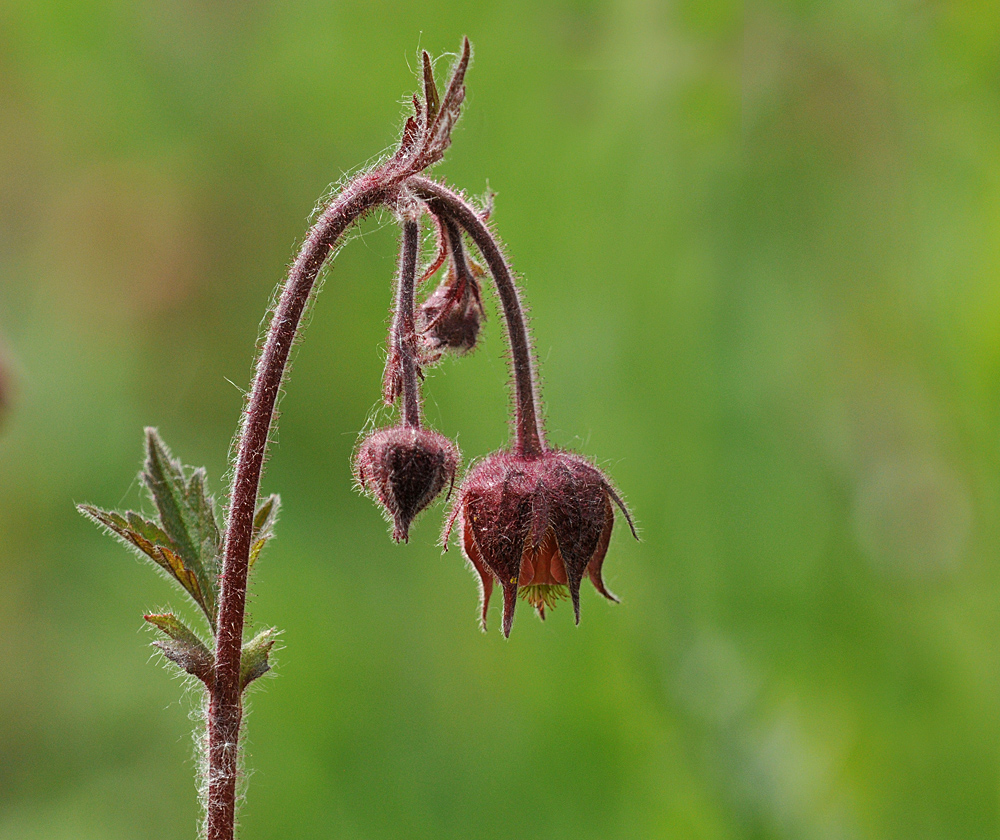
[417,262,485,362]
[444,449,637,637]
[355,426,460,543]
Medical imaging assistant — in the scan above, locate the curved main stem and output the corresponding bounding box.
[208,171,541,840]
[409,176,546,457]
[208,170,393,840]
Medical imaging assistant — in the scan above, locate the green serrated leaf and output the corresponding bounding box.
[240,627,279,691]
[79,502,217,628]
[140,428,221,627]
[249,494,280,571]
[185,468,222,571]
[143,429,198,561]
[145,613,214,685]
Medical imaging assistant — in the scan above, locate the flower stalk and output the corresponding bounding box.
[208,43,473,837]
[410,176,546,458]
[385,218,423,428]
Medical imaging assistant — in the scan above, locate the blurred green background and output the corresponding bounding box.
[1,1,997,838]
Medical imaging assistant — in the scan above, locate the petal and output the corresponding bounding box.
[549,542,569,585]
[522,530,567,586]
[517,551,535,586]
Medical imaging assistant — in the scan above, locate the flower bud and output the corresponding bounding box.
[444,449,637,636]
[355,426,460,542]
[417,263,485,362]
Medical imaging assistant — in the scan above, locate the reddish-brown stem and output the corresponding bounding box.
[443,216,482,305]
[393,219,422,428]
[208,169,395,840]
[409,176,546,457]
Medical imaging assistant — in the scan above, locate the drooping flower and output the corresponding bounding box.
[355,425,459,542]
[444,449,636,636]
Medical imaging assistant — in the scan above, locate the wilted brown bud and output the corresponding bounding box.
[355,426,460,542]
[444,449,637,637]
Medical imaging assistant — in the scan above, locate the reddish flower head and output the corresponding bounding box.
[444,449,637,636]
[355,426,459,542]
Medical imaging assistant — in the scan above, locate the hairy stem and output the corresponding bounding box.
[208,169,394,840]
[393,219,422,428]
[442,215,480,303]
[409,176,546,457]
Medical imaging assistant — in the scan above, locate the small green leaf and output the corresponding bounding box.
[145,613,214,685]
[145,612,207,647]
[249,494,280,571]
[240,627,279,691]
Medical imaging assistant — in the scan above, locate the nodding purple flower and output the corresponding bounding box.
[342,45,637,636]
[361,217,459,543]
[444,450,637,637]
[355,426,459,543]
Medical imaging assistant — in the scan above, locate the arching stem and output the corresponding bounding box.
[409,176,546,458]
[208,170,394,840]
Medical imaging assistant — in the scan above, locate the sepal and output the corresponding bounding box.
[422,50,440,126]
